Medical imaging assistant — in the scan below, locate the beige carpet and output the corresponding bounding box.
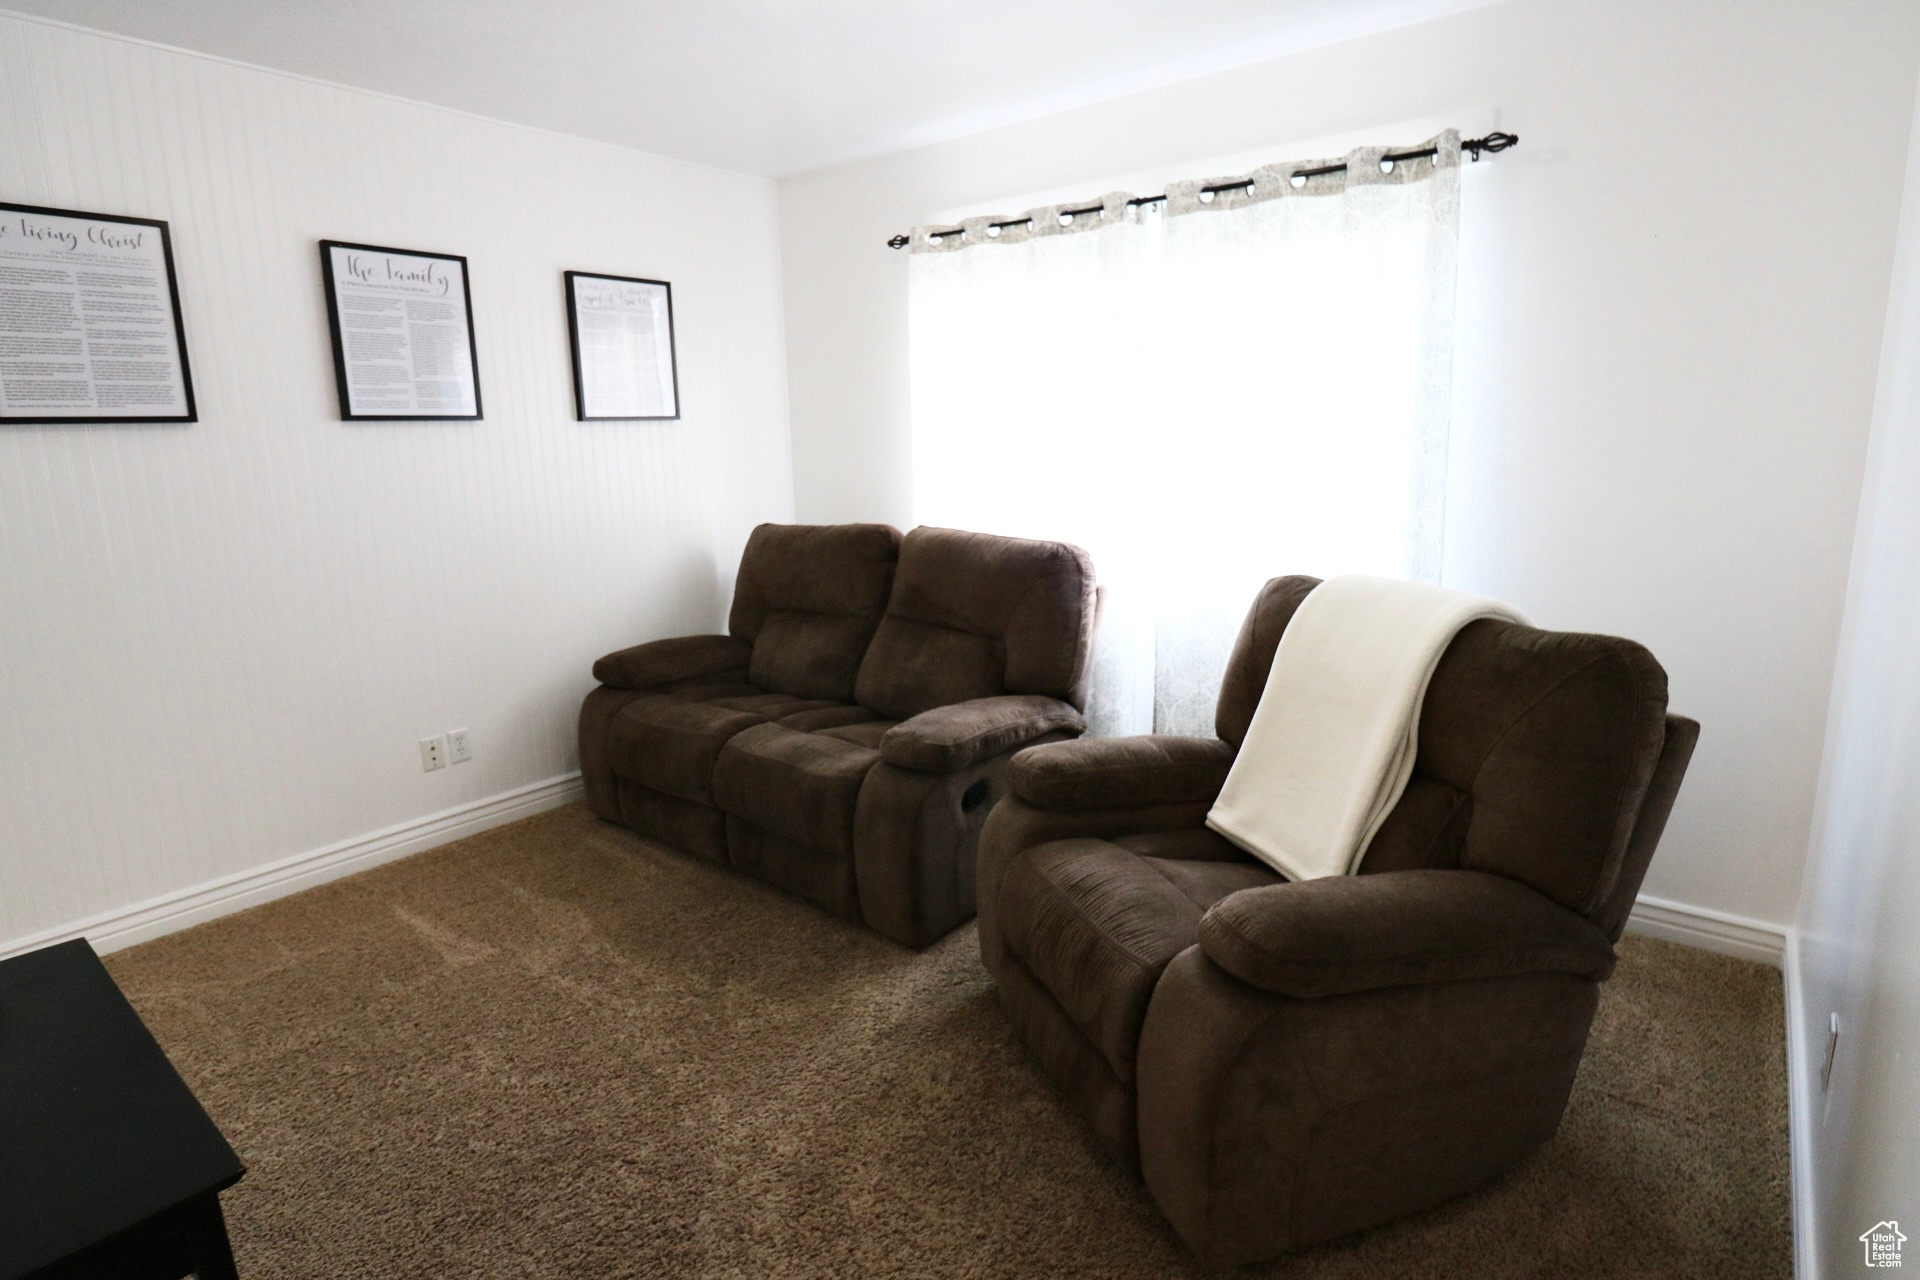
[104,804,1791,1278]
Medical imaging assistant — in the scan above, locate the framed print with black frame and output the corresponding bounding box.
[319,240,481,421]
[0,201,197,424]
[564,271,679,421]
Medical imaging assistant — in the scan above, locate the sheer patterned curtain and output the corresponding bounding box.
[908,133,1462,736]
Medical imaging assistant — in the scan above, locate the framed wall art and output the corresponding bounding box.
[0,201,196,424]
[564,271,679,421]
[320,240,481,420]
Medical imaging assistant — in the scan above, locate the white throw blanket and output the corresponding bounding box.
[1206,575,1530,882]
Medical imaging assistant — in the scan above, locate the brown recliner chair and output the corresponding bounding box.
[977,576,1699,1266]
[581,522,1097,946]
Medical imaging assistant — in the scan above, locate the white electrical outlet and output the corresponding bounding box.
[448,727,472,764]
[420,734,447,772]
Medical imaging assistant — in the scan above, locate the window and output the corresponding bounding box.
[908,135,1463,734]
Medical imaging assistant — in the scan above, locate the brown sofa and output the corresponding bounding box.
[977,575,1698,1266]
[581,522,1097,946]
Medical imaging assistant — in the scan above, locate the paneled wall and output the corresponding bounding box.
[0,13,794,951]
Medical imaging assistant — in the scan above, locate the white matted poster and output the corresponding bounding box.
[0,202,196,423]
[320,241,481,420]
[564,271,679,420]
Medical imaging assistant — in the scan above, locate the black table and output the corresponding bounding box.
[0,939,245,1280]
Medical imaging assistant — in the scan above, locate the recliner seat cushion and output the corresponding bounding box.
[729,522,903,702]
[999,837,1277,1084]
[712,720,897,856]
[1113,828,1250,863]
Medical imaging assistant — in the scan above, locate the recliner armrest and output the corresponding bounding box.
[591,634,753,690]
[1006,735,1235,811]
[880,695,1085,774]
[1199,869,1616,998]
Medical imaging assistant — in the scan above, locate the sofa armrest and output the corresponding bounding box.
[591,634,752,690]
[1199,869,1616,999]
[1005,735,1235,812]
[879,695,1085,775]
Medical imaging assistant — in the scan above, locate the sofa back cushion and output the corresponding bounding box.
[853,527,1097,721]
[729,522,902,702]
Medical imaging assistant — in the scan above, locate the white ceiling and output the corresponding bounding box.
[3,0,1501,177]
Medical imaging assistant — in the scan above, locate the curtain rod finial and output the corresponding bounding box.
[1463,131,1519,161]
[887,233,910,250]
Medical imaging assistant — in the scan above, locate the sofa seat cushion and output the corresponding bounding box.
[774,704,892,737]
[605,681,854,803]
[656,677,762,701]
[704,691,843,719]
[712,722,893,856]
[814,718,896,749]
[607,698,765,805]
[999,838,1279,1084]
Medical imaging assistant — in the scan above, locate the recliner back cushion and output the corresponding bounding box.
[854,527,1096,721]
[1214,576,1321,748]
[728,523,902,702]
[1215,579,1668,916]
[1387,619,1670,916]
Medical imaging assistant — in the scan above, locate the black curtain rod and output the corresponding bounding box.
[886,131,1517,249]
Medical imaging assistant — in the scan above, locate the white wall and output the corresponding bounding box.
[1793,66,1920,1280]
[0,12,794,953]
[777,0,1920,927]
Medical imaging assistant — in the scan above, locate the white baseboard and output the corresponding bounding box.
[1782,930,1820,1280]
[0,772,584,961]
[1625,893,1789,968]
